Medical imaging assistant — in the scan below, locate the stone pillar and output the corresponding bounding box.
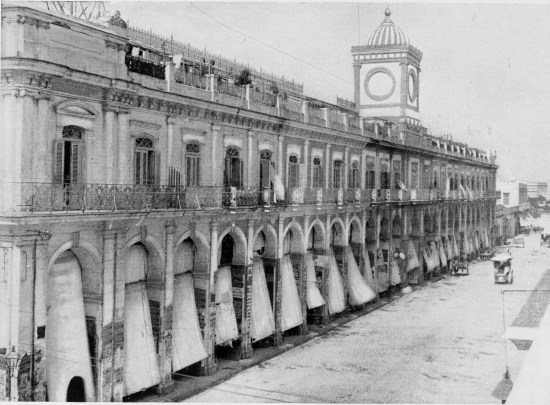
[344,147,350,190]
[36,94,53,183]
[201,221,218,375]
[104,108,117,185]
[302,140,309,188]
[321,214,331,321]
[325,144,331,189]
[165,60,175,93]
[96,228,126,402]
[166,117,176,184]
[247,130,254,188]
[21,90,37,182]
[117,111,130,184]
[301,101,309,124]
[277,135,284,184]
[211,125,220,187]
[353,62,361,110]
[155,223,175,394]
[1,90,22,212]
[273,217,285,342]
[361,150,367,191]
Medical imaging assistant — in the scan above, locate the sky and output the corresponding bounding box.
[37,1,550,182]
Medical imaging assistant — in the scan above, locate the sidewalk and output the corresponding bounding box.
[133,287,412,402]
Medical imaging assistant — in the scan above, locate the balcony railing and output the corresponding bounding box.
[0,182,495,215]
[174,70,208,90]
[125,54,165,80]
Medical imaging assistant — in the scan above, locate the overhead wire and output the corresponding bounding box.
[187,3,346,83]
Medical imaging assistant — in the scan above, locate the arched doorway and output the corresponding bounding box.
[66,376,86,402]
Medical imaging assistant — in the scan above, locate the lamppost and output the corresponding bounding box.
[7,346,21,402]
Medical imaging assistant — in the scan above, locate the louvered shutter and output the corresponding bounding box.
[70,142,81,184]
[153,151,161,185]
[53,140,64,184]
[238,159,244,188]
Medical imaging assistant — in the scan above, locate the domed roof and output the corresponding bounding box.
[367,7,409,47]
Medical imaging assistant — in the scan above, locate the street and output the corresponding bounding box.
[187,215,550,403]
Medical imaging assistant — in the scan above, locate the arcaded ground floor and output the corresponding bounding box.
[186,222,550,403]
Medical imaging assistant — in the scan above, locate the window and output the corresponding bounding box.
[503,193,510,205]
[433,169,438,189]
[333,160,343,188]
[393,160,402,189]
[312,157,323,188]
[365,157,375,189]
[380,162,390,189]
[348,161,359,188]
[53,126,84,184]
[410,162,419,189]
[135,137,157,185]
[224,147,243,188]
[288,155,299,188]
[259,150,272,189]
[422,164,430,189]
[186,143,200,187]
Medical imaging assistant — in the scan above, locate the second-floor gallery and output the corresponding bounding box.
[0,3,498,402]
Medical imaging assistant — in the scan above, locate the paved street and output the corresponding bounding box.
[187,216,550,403]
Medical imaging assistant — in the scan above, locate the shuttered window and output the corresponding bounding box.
[259,150,271,189]
[134,138,159,186]
[288,155,299,188]
[393,160,402,190]
[312,157,323,188]
[186,143,200,187]
[53,126,84,184]
[410,162,419,189]
[333,160,343,189]
[348,161,359,188]
[380,162,390,189]
[365,157,375,189]
[224,147,243,188]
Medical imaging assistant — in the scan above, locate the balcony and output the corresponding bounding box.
[125,54,165,80]
[0,182,494,216]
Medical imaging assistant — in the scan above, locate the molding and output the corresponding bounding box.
[364,67,396,102]
[129,119,162,133]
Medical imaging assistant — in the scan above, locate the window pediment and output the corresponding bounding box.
[55,100,98,119]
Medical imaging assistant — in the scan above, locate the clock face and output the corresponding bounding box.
[408,69,418,103]
[364,68,396,101]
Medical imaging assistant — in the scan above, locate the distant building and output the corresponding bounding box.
[495,180,530,244]
[514,179,549,199]
[0,4,498,402]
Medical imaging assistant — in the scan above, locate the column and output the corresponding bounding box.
[201,220,218,375]
[99,229,117,402]
[111,231,126,402]
[36,94,53,183]
[344,147,350,190]
[302,140,309,188]
[211,125,220,186]
[325,144,331,189]
[1,90,21,211]
[103,108,117,185]
[361,150,367,191]
[117,111,130,184]
[239,221,254,358]
[21,90,38,182]
[353,62,361,110]
[322,214,331,321]
[157,223,175,393]
[166,116,176,186]
[277,135,284,184]
[273,217,284,342]
[247,130,254,188]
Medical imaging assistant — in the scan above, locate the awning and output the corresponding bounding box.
[270,165,285,201]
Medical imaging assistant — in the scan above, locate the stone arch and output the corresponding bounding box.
[48,239,102,298]
[124,234,165,282]
[329,217,346,246]
[253,224,278,259]
[307,219,326,251]
[283,221,305,254]
[175,230,210,274]
[217,226,247,266]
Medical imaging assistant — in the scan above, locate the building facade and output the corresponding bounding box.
[495,180,530,244]
[0,4,498,402]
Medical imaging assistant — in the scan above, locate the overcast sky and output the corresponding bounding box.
[99,2,548,182]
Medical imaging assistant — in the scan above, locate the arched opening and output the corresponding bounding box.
[215,228,248,360]
[123,243,161,396]
[365,216,377,277]
[47,250,94,402]
[250,230,276,343]
[392,216,402,239]
[379,217,390,241]
[280,226,305,333]
[423,211,433,234]
[305,222,326,321]
[172,237,208,374]
[66,376,86,402]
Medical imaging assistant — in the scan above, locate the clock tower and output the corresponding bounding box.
[352,7,423,126]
